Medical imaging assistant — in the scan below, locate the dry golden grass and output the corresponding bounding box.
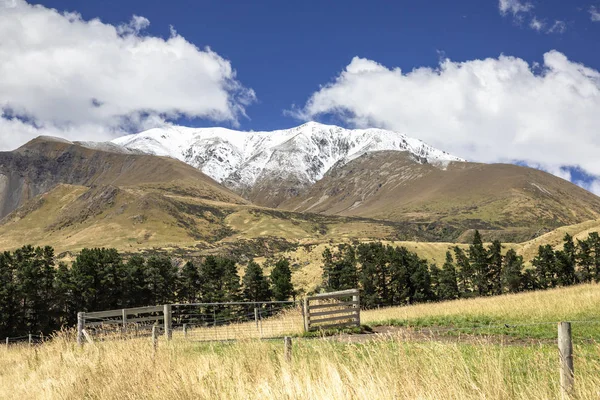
[362,283,600,326]
[2,285,600,399]
[1,331,600,399]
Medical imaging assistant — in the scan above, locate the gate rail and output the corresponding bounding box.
[303,289,360,331]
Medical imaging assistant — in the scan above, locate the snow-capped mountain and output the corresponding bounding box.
[111,122,463,206]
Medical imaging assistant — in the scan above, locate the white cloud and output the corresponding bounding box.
[0,0,255,150]
[529,17,545,31]
[295,51,600,188]
[498,1,565,34]
[590,6,600,22]
[499,0,533,15]
[548,20,567,34]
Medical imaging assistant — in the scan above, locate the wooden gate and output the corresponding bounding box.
[303,289,360,331]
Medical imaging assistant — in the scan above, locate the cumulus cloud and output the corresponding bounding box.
[295,51,600,190]
[498,1,565,34]
[547,20,567,34]
[591,6,600,22]
[499,0,533,15]
[0,0,255,150]
[529,17,545,31]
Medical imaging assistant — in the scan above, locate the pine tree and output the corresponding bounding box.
[576,238,593,283]
[123,255,148,307]
[13,246,56,335]
[410,258,434,303]
[219,257,241,302]
[71,248,125,312]
[322,244,358,291]
[356,242,388,307]
[144,256,177,305]
[454,246,472,296]
[0,251,17,337]
[438,251,459,300]
[521,269,537,291]
[429,264,441,301]
[487,240,503,296]
[53,262,75,328]
[501,249,523,293]
[242,261,271,302]
[532,245,557,289]
[270,258,295,301]
[556,233,576,286]
[588,232,600,282]
[178,261,201,303]
[469,230,490,296]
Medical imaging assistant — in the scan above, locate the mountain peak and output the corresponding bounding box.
[112,123,463,206]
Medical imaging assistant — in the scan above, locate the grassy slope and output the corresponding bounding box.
[363,283,600,341]
[281,151,600,242]
[1,285,600,399]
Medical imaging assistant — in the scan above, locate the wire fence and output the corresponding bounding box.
[170,301,302,341]
[79,301,304,343]
[3,334,46,346]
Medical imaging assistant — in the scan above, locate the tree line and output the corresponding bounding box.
[0,246,295,338]
[322,231,600,308]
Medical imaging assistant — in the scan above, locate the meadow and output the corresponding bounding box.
[1,284,599,400]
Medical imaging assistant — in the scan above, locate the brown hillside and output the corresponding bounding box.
[280,151,600,242]
[0,136,247,218]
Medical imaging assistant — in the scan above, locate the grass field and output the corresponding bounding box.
[362,283,600,341]
[2,335,600,399]
[2,284,599,399]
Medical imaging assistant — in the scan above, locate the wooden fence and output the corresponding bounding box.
[303,289,360,331]
[78,305,165,345]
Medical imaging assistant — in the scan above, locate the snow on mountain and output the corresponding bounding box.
[111,122,464,194]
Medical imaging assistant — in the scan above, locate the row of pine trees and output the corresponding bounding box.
[3,230,599,337]
[322,231,600,308]
[0,246,295,338]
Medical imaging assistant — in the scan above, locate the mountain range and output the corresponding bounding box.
[1,122,600,255]
[112,122,462,207]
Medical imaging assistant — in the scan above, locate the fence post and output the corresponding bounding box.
[28,334,32,347]
[77,312,84,347]
[152,325,158,353]
[558,322,574,398]
[5,337,8,349]
[284,336,292,363]
[353,291,361,327]
[163,304,172,341]
[254,307,259,330]
[303,297,309,332]
[122,309,127,335]
[183,324,188,339]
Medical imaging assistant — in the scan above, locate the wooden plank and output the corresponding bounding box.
[125,305,163,315]
[308,300,359,310]
[81,329,94,344]
[312,321,360,330]
[558,322,574,397]
[85,305,163,319]
[310,307,356,317]
[127,315,164,324]
[310,313,359,325]
[85,320,122,327]
[84,310,123,319]
[307,289,359,301]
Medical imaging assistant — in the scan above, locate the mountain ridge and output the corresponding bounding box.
[280,150,600,241]
[112,122,463,207]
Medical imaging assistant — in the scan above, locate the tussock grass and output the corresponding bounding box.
[2,285,600,399]
[1,333,600,399]
[362,283,600,340]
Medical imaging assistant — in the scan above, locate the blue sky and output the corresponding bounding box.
[31,0,600,131]
[1,0,600,192]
